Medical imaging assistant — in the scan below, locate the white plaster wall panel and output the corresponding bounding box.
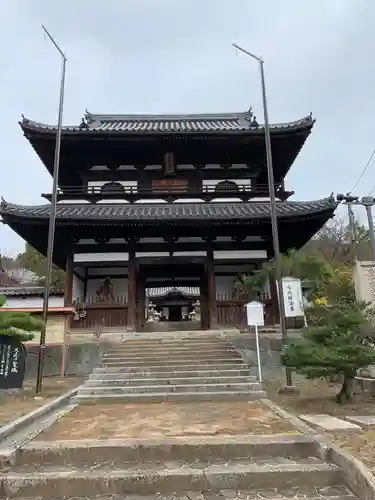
[262,277,271,297]
[178,237,203,243]
[134,199,167,204]
[202,179,251,190]
[74,253,129,263]
[215,276,236,300]
[214,250,267,260]
[136,252,170,258]
[139,238,165,244]
[87,180,137,191]
[86,278,128,302]
[173,251,207,257]
[58,200,90,204]
[173,198,205,203]
[88,267,128,276]
[97,199,130,204]
[353,261,375,305]
[4,296,64,309]
[73,275,84,300]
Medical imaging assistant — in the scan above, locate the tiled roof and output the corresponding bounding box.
[0,198,337,223]
[0,286,63,297]
[20,110,314,135]
[146,286,200,298]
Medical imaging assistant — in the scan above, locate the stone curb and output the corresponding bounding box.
[0,385,79,442]
[261,398,375,500]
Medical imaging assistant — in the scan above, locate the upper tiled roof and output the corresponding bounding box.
[20,110,314,135]
[0,198,337,223]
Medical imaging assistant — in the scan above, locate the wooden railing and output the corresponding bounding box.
[70,304,128,329]
[217,299,275,327]
[42,183,293,202]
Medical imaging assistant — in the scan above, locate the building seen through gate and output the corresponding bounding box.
[0,108,337,333]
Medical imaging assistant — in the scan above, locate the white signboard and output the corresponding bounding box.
[282,277,304,318]
[353,261,375,306]
[245,300,265,326]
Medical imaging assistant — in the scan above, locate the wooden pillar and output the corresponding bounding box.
[64,252,74,306]
[207,247,218,329]
[127,250,137,330]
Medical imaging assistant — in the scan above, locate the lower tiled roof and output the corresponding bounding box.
[0,198,337,222]
[146,286,200,298]
[0,286,63,297]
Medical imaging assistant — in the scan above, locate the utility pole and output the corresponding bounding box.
[36,26,67,395]
[337,194,375,262]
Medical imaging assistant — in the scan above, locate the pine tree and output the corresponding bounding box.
[0,296,43,342]
[281,301,375,403]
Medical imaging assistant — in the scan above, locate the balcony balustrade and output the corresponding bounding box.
[42,183,293,203]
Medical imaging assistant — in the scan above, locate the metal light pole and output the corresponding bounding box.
[36,26,67,395]
[233,43,293,388]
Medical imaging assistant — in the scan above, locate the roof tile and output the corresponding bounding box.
[0,199,337,222]
[20,111,314,135]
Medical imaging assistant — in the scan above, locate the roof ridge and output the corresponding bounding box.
[19,112,314,133]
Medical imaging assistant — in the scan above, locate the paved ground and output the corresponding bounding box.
[0,376,84,427]
[38,401,299,440]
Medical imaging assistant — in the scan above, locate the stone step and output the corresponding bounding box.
[94,364,250,374]
[6,490,358,500]
[73,389,267,403]
[101,358,246,367]
[109,338,233,350]
[103,348,238,358]
[0,458,342,498]
[106,343,234,353]
[15,435,318,467]
[101,353,243,363]
[87,375,257,386]
[93,367,253,377]
[78,382,263,395]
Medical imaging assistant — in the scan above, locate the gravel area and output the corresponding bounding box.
[38,401,299,440]
[0,376,84,427]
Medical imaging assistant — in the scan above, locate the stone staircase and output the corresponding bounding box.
[74,336,266,403]
[0,434,358,498]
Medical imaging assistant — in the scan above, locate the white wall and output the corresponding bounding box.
[216,276,235,300]
[73,275,84,300]
[4,296,64,309]
[85,267,128,303]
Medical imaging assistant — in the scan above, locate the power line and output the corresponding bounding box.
[348,148,375,195]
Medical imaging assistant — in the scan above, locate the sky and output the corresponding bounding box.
[1,0,375,256]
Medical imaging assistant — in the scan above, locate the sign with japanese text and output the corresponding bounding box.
[0,335,27,389]
[245,300,265,326]
[281,277,304,318]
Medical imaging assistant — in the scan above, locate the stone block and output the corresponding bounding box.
[299,414,361,430]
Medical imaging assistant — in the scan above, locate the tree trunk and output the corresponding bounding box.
[336,374,355,403]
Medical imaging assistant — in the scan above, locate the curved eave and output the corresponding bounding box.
[0,199,337,225]
[19,116,315,137]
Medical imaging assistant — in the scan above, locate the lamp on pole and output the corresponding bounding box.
[36,26,67,395]
[232,43,293,388]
